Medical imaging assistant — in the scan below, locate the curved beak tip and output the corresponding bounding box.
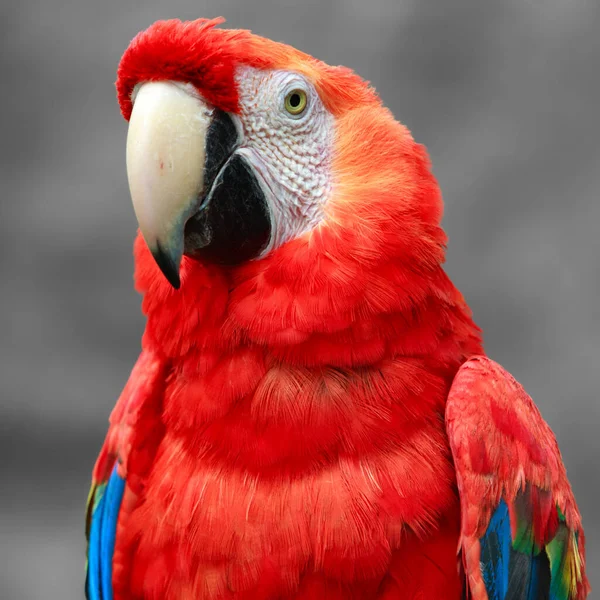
[151,243,181,290]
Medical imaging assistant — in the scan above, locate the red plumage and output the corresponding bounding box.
[88,18,589,599]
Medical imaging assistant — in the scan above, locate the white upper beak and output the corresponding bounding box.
[125,81,212,286]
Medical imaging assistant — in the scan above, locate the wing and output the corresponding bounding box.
[446,356,589,600]
[85,348,168,600]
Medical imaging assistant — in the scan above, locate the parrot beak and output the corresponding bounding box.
[126,81,212,288]
[126,80,272,289]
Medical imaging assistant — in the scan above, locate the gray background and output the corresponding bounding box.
[1,0,598,598]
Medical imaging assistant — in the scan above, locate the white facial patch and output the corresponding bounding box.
[234,66,334,251]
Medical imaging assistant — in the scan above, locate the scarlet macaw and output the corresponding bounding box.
[86,18,589,599]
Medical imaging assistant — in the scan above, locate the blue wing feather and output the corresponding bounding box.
[480,499,551,600]
[481,499,512,599]
[86,467,126,600]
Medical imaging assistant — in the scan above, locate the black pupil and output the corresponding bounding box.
[289,93,301,108]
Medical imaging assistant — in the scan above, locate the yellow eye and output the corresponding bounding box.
[284,89,308,116]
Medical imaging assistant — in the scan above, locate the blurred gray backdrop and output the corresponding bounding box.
[1,0,598,598]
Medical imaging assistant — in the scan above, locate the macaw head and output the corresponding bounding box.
[117,18,446,292]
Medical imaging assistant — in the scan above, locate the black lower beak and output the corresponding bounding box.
[184,153,272,266]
